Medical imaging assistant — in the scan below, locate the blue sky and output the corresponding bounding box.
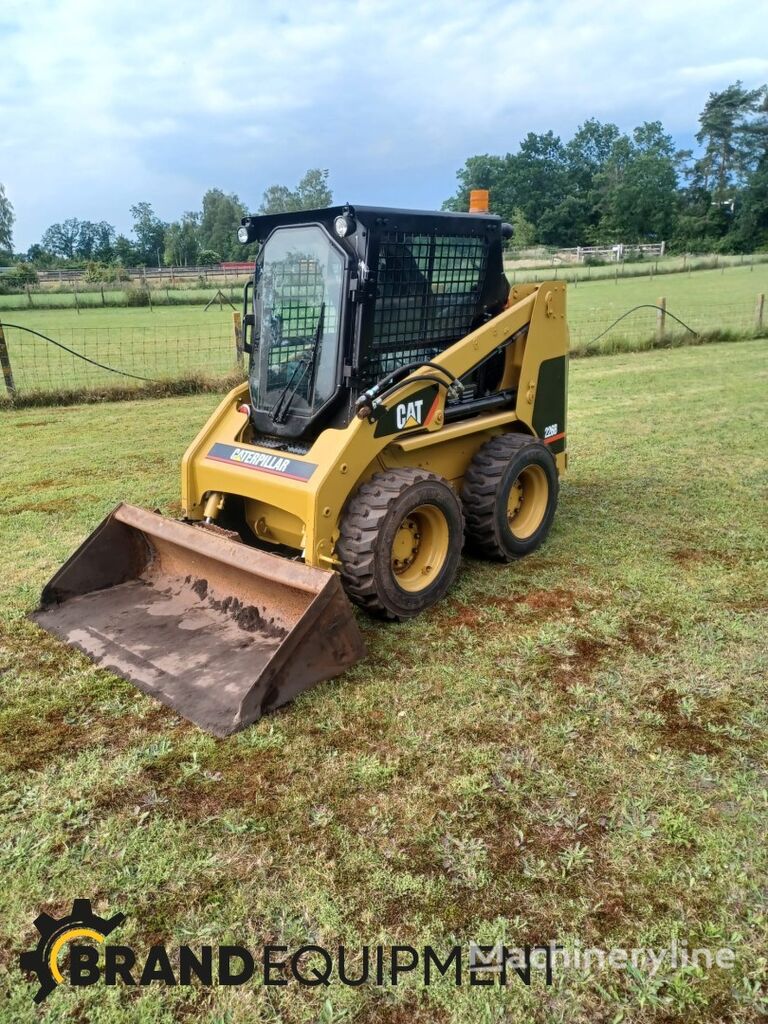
[1,0,767,249]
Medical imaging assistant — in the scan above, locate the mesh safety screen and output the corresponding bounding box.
[364,232,487,382]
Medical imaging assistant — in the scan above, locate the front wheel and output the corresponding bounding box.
[462,433,559,560]
[336,468,464,620]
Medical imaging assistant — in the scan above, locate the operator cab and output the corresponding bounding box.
[238,204,511,442]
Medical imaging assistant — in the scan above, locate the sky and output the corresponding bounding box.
[1,0,767,250]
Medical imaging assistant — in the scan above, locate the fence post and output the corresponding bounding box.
[26,284,33,307]
[0,323,17,397]
[656,297,667,342]
[73,277,80,314]
[755,293,765,334]
[233,312,243,368]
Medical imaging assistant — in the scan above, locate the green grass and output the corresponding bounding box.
[1,340,767,1021]
[0,305,236,394]
[504,251,768,283]
[0,304,232,330]
[0,287,243,312]
[564,263,768,351]
[0,262,765,398]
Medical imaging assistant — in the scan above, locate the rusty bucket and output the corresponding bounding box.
[30,504,366,736]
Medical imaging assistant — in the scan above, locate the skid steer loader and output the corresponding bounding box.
[32,191,569,736]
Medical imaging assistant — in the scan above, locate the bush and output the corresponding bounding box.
[83,261,132,283]
[124,284,151,306]
[84,261,113,283]
[0,262,38,288]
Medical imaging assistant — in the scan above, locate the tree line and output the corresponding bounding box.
[443,81,768,252]
[0,169,332,270]
[1,81,767,268]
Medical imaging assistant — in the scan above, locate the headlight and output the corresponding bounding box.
[334,214,355,238]
[237,225,251,244]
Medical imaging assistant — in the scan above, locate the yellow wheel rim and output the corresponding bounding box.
[391,504,449,593]
[506,465,548,539]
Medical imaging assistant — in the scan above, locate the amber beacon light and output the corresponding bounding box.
[468,189,490,213]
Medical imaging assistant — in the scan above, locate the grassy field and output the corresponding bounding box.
[1,255,765,315]
[504,252,768,282]
[0,287,244,313]
[3,262,767,332]
[0,306,237,395]
[1,340,766,1021]
[0,262,766,400]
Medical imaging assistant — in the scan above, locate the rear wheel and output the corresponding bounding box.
[337,468,464,620]
[463,433,558,560]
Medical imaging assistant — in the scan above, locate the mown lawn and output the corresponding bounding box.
[0,340,766,1022]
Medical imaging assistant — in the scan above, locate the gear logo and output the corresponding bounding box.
[19,899,125,1003]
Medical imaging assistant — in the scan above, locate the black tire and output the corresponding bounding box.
[463,433,558,561]
[337,468,464,620]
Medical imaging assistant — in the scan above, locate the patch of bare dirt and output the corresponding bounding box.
[654,691,739,756]
[671,548,707,566]
[0,701,182,774]
[439,587,585,630]
[0,709,88,772]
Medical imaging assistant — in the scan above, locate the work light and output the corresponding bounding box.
[334,214,355,238]
[237,225,251,244]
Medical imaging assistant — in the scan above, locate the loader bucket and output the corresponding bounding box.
[30,504,366,736]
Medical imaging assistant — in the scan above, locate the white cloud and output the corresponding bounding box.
[0,0,765,246]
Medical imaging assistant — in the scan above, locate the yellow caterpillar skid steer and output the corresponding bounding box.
[32,191,569,735]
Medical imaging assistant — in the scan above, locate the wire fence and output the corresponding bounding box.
[568,295,766,353]
[0,292,764,403]
[0,284,245,312]
[0,320,241,399]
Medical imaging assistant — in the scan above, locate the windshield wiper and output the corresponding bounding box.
[270,303,325,424]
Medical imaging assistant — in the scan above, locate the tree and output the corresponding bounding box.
[694,81,767,201]
[76,221,116,261]
[113,234,136,266]
[594,123,680,241]
[38,218,116,261]
[732,154,768,250]
[510,207,536,247]
[510,131,569,228]
[199,189,246,259]
[0,183,14,255]
[259,169,333,214]
[676,81,768,249]
[552,119,622,242]
[443,135,568,238]
[26,243,52,266]
[40,219,83,259]
[164,212,200,266]
[294,168,333,210]
[442,154,517,219]
[130,202,166,266]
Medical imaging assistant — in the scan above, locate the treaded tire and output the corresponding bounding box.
[463,433,558,561]
[337,468,464,620]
